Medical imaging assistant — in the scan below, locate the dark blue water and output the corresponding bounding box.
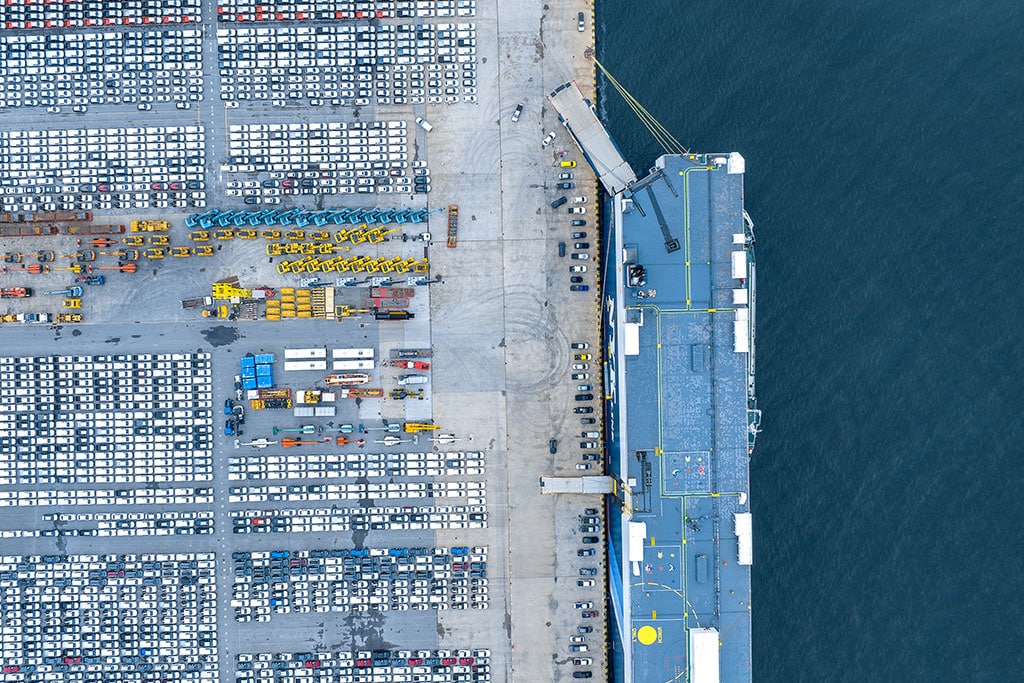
[598,1,1024,680]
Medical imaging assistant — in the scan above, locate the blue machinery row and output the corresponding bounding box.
[186,207,443,229]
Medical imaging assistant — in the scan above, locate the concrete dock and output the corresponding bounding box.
[0,1,605,681]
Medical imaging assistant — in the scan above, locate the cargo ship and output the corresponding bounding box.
[550,83,758,683]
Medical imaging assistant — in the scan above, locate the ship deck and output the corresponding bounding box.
[604,154,753,683]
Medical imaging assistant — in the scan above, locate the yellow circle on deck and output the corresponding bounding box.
[637,625,657,645]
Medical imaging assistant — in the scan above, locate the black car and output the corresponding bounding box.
[551,196,568,209]
[574,406,593,414]
[574,394,593,401]
[571,232,587,239]
[571,219,587,226]
[580,418,596,425]
[577,549,595,557]
[570,285,589,292]
[574,242,589,249]
[582,453,599,461]
[573,673,593,680]
[582,536,599,544]
[571,276,583,283]
[549,439,558,454]
[558,242,566,257]
[557,182,576,189]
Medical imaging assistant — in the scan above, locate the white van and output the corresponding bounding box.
[415,117,433,132]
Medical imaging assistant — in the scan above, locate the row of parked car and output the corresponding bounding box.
[0,0,201,29]
[217,0,478,22]
[228,450,485,480]
[569,505,604,679]
[235,647,491,683]
[0,485,213,508]
[226,480,486,505]
[230,503,487,535]
[0,510,216,539]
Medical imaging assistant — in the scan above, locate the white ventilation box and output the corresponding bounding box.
[727,151,745,174]
[689,628,721,683]
[624,323,640,356]
[735,512,753,565]
[733,308,749,353]
[731,251,747,279]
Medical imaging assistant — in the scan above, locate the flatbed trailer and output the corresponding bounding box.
[389,348,433,359]
[0,224,60,238]
[447,204,458,248]
[0,211,91,223]
[62,224,126,235]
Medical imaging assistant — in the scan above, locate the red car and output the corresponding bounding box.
[581,610,599,618]
[408,659,423,666]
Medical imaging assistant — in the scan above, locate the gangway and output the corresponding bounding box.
[548,81,638,195]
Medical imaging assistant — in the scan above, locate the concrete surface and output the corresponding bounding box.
[0,0,605,681]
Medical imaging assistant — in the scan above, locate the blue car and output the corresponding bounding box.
[224,419,234,436]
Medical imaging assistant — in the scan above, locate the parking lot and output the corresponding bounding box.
[0,0,605,679]
[229,545,488,622]
[223,120,422,200]
[0,30,203,114]
[217,23,478,107]
[0,552,218,680]
[0,126,206,212]
[0,353,212,487]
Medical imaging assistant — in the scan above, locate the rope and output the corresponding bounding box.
[594,58,690,156]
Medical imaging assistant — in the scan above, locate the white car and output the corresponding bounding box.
[569,265,587,273]
[541,131,556,147]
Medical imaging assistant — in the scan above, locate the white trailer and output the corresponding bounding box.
[332,348,374,359]
[283,360,328,372]
[332,360,374,371]
[284,348,327,360]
